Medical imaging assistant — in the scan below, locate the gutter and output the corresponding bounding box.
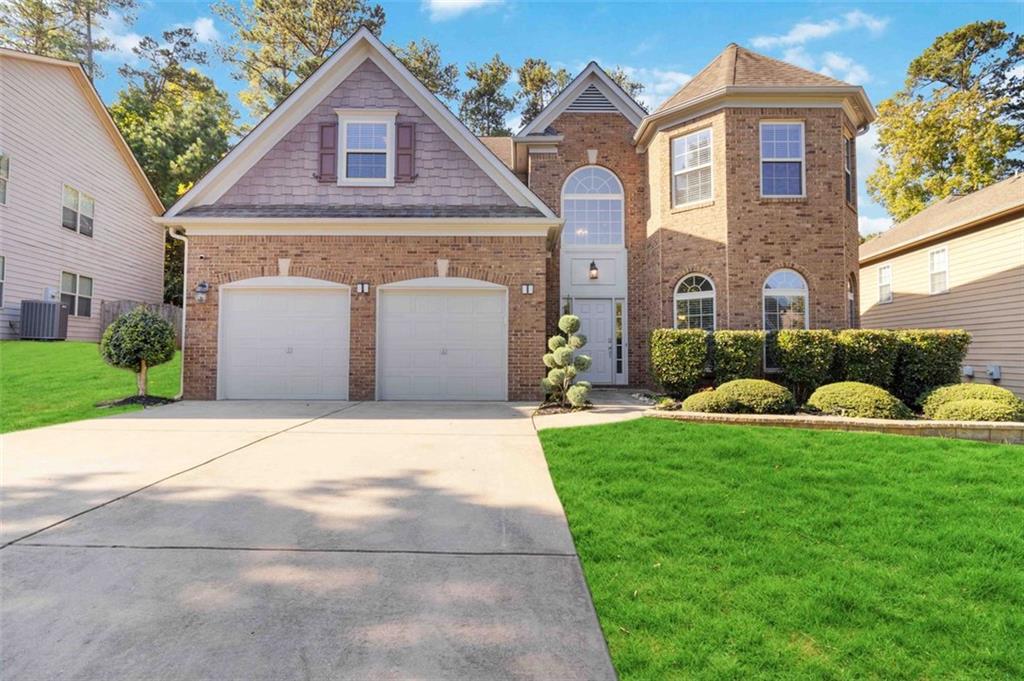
[166,226,188,400]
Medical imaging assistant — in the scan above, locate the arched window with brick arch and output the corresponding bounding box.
[674,274,716,331]
[560,166,624,247]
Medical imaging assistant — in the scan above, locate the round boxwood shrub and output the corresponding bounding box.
[932,399,1024,422]
[920,383,1024,419]
[715,379,795,414]
[680,389,738,413]
[806,381,912,420]
[100,306,176,396]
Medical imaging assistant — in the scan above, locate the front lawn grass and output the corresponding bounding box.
[540,418,1024,680]
[0,340,180,433]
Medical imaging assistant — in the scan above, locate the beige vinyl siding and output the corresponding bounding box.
[0,55,162,340]
[860,216,1024,396]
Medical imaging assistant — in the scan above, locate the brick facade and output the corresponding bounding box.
[183,235,547,401]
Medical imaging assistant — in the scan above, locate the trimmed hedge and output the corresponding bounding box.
[806,381,912,420]
[775,330,836,403]
[649,329,709,397]
[921,384,1024,419]
[716,379,796,414]
[932,399,1024,422]
[681,389,737,413]
[893,329,972,406]
[712,330,765,384]
[835,329,900,389]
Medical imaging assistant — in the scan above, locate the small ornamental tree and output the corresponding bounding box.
[541,314,593,408]
[100,306,176,396]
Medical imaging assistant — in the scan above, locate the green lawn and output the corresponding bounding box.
[540,419,1024,680]
[0,340,180,433]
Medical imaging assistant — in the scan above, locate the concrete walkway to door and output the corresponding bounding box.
[1,401,615,680]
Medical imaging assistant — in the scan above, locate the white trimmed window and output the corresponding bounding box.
[763,269,809,331]
[843,136,855,204]
[674,274,716,331]
[62,185,95,237]
[760,122,805,197]
[61,271,93,317]
[929,248,948,294]
[561,166,624,247]
[0,256,5,307]
[672,129,713,206]
[336,109,396,186]
[878,264,893,304]
[0,152,9,205]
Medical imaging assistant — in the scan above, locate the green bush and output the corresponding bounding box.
[541,314,592,408]
[835,329,900,389]
[100,306,176,396]
[716,379,795,414]
[893,330,971,405]
[775,330,836,403]
[920,384,1024,419]
[806,381,913,420]
[681,389,738,413]
[712,330,765,384]
[932,399,1024,422]
[649,329,709,397]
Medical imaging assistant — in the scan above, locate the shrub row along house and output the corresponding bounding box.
[158,28,875,401]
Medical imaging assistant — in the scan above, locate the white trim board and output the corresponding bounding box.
[165,27,555,219]
[519,62,647,136]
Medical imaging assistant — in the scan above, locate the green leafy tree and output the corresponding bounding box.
[109,28,237,304]
[460,53,515,135]
[100,306,176,396]
[607,65,645,107]
[516,57,570,126]
[541,315,593,408]
[868,21,1023,221]
[390,38,459,105]
[214,0,385,119]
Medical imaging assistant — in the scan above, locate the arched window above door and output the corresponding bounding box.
[561,166,624,247]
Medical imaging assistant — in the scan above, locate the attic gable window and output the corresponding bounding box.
[335,109,396,187]
[61,184,95,237]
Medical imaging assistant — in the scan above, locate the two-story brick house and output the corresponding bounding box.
[161,29,875,401]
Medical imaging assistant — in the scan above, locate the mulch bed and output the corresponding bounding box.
[534,402,594,416]
[96,395,177,409]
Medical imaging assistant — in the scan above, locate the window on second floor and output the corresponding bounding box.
[561,166,624,247]
[929,247,948,294]
[62,185,94,237]
[760,122,804,197]
[843,136,855,205]
[672,129,713,206]
[336,110,396,186]
[61,271,93,317]
[0,152,9,205]
[878,264,893,304]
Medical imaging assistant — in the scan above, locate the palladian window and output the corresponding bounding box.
[674,274,715,331]
[561,166,624,247]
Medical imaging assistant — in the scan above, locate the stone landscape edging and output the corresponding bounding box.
[647,410,1024,444]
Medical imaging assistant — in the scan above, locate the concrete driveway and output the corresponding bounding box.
[1,401,615,680]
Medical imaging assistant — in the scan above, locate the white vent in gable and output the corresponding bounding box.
[565,83,617,113]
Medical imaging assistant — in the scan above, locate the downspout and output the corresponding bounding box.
[167,225,188,400]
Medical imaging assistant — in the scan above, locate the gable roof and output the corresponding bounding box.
[634,43,875,148]
[517,62,647,137]
[165,28,555,220]
[0,47,163,213]
[860,174,1024,263]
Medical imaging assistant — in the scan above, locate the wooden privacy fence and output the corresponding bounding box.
[100,301,183,348]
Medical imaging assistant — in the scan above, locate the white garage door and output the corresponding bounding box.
[220,283,350,399]
[379,288,507,400]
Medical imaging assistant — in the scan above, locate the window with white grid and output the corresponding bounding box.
[561,166,624,247]
[929,248,948,294]
[760,122,805,197]
[878,264,893,304]
[672,129,712,206]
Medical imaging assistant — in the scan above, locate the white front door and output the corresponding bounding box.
[220,286,350,399]
[378,288,507,400]
[573,298,614,384]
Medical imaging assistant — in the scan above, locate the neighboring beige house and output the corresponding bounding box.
[0,48,164,341]
[860,174,1024,396]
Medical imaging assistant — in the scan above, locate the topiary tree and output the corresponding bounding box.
[541,314,592,408]
[100,306,176,397]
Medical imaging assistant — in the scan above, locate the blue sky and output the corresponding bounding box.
[90,1,1023,232]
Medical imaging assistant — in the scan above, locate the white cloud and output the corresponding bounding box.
[423,0,502,22]
[858,215,892,235]
[615,66,692,110]
[819,52,870,85]
[96,10,143,59]
[190,17,221,43]
[751,10,888,49]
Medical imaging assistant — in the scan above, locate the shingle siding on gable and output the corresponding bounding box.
[217,59,515,207]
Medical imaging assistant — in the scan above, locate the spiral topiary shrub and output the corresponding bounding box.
[681,389,738,413]
[540,314,593,408]
[775,330,836,403]
[649,328,709,397]
[835,329,900,389]
[100,306,176,396]
[712,330,765,384]
[715,379,796,415]
[806,382,912,419]
[932,399,1024,422]
[920,384,1024,419]
[893,329,971,405]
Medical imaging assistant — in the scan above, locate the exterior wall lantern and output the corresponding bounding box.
[588,261,599,280]
[194,281,210,303]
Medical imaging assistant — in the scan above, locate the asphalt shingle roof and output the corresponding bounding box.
[178,204,546,219]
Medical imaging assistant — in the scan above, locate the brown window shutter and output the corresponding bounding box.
[395,122,416,183]
[318,122,337,183]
